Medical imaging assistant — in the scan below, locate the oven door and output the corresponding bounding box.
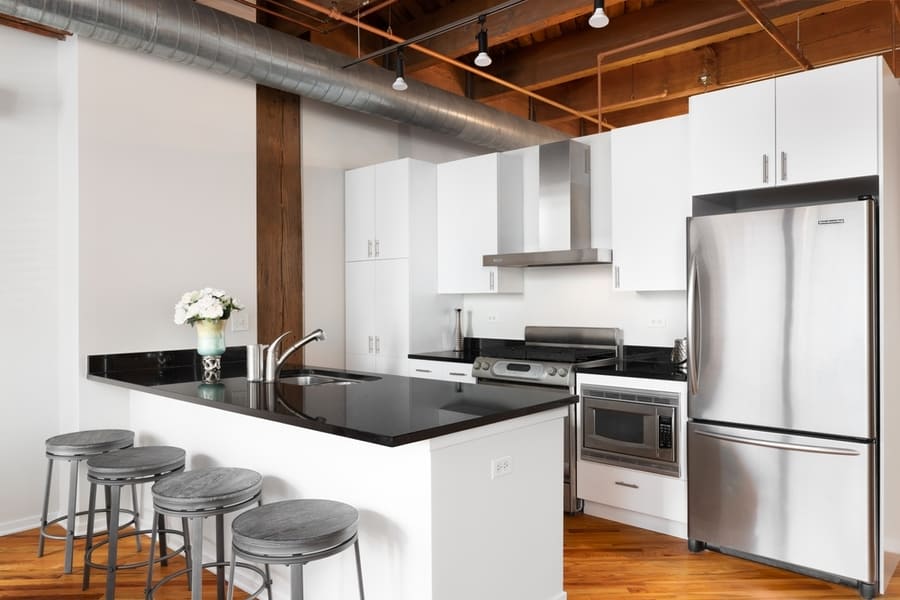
[583,396,673,462]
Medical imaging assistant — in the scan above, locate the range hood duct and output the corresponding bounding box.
[0,0,567,152]
[483,140,612,267]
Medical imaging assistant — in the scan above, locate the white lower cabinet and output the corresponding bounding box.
[576,373,688,538]
[408,358,476,384]
[346,259,409,375]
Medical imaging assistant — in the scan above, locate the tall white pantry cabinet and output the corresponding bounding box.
[344,158,460,376]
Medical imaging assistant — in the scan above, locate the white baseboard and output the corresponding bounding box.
[0,514,41,536]
[582,500,687,539]
[549,592,568,600]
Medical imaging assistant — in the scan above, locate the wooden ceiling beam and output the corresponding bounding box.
[735,0,813,70]
[470,0,837,100]
[399,0,619,73]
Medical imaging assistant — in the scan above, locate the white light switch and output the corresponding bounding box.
[231,312,250,332]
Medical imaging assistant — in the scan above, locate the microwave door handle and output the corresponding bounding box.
[687,257,701,394]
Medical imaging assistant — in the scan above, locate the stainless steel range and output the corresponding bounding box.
[471,326,623,514]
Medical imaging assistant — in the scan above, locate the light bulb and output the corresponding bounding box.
[474,51,492,68]
[588,7,609,28]
[392,76,408,91]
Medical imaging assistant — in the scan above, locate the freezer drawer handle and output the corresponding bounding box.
[694,430,860,456]
[614,481,639,489]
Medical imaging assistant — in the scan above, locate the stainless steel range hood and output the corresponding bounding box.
[483,140,612,267]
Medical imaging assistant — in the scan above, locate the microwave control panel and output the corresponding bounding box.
[658,416,673,449]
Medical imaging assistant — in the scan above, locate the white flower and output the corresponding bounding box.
[173,287,243,326]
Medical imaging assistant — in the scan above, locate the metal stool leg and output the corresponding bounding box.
[104,485,122,600]
[188,516,205,600]
[82,482,98,590]
[290,563,304,600]
[132,484,142,552]
[354,539,365,600]
[183,517,192,591]
[145,509,160,599]
[63,459,79,573]
[226,552,237,600]
[158,513,168,567]
[37,458,53,557]
[216,514,226,600]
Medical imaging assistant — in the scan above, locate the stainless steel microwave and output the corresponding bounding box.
[581,384,679,477]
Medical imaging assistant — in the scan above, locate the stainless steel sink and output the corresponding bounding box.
[277,369,380,387]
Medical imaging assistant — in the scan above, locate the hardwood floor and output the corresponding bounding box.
[565,514,900,599]
[3,515,900,598]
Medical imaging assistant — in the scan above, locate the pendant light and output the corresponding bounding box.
[474,16,492,68]
[392,49,408,91]
[589,0,609,29]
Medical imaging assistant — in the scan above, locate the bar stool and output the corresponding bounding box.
[38,428,139,573]
[83,445,186,600]
[228,499,365,600]
[146,467,270,600]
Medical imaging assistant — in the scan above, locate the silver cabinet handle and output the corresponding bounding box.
[781,151,787,181]
[762,154,769,183]
[614,266,620,288]
[368,336,374,354]
[687,258,701,395]
[367,240,373,258]
[449,372,467,377]
[374,336,380,353]
[374,239,380,257]
[489,270,495,291]
[694,430,860,456]
[615,481,639,489]
[415,368,432,373]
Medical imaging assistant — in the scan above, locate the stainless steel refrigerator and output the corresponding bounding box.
[686,199,877,599]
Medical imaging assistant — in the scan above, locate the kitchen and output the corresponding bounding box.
[2,1,900,600]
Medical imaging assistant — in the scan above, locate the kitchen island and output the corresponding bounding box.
[88,348,575,600]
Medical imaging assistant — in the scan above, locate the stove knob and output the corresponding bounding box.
[559,368,568,377]
[473,361,481,370]
[547,367,557,376]
[482,362,490,370]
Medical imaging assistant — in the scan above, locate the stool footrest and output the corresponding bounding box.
[147,560,270,599]
[84,528,186,572]
[40,507,138,542]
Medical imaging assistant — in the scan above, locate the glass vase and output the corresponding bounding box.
[195,319,227,356]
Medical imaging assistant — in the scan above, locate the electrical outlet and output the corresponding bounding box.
[491,456,513,480]
[231,312,250,332]
[648,318,666,329]
[486,314,498,322]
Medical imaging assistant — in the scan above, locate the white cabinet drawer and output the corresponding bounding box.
[408,359,475,384]
[577,460,686,523]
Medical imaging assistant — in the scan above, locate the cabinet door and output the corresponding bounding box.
[437,154,500,293]
[374,160,410,260]
[345,166,376,262]
[611,116,691,291]
[374,258,410,375]
[345,260,375,368]
[689,79,775,195]
[776,57,879,186]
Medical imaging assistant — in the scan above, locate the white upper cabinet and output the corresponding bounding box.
[345,158,417,262]
[690,57,880,195]
[689,79,775,195]
[611,115,691,292]
[437,153,523,294]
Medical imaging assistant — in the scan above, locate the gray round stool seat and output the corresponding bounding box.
[146,467,269,600]
[38,429,138,574]
[82,445,187,600]
[228,499,365,600]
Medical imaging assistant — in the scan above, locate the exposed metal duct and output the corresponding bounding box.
[0,0,568,151]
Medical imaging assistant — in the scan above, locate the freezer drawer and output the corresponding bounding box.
[688,422,875,584]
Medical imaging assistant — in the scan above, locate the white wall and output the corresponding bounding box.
[0,26,63,534]
[301,100,480,369]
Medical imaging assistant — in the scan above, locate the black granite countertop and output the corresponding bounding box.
[409,341,687,383]
[87,348,577,447]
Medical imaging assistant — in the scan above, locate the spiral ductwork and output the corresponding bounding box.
[0,0,568,150]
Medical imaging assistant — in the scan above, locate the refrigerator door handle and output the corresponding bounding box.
[687,258,701,394]
[694,430,861,456]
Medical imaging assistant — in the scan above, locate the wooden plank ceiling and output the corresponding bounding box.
[8,0,897,136]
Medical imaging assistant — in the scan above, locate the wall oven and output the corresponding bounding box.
[581,384,680,477]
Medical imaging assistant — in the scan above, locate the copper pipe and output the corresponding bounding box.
[0,13,68,39]
[320,0,402,34]
[735,0,813,70]
[230,0,327,32]
[287,0,603,126]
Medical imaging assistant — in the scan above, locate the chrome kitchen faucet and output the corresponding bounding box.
[263,329,326,382]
